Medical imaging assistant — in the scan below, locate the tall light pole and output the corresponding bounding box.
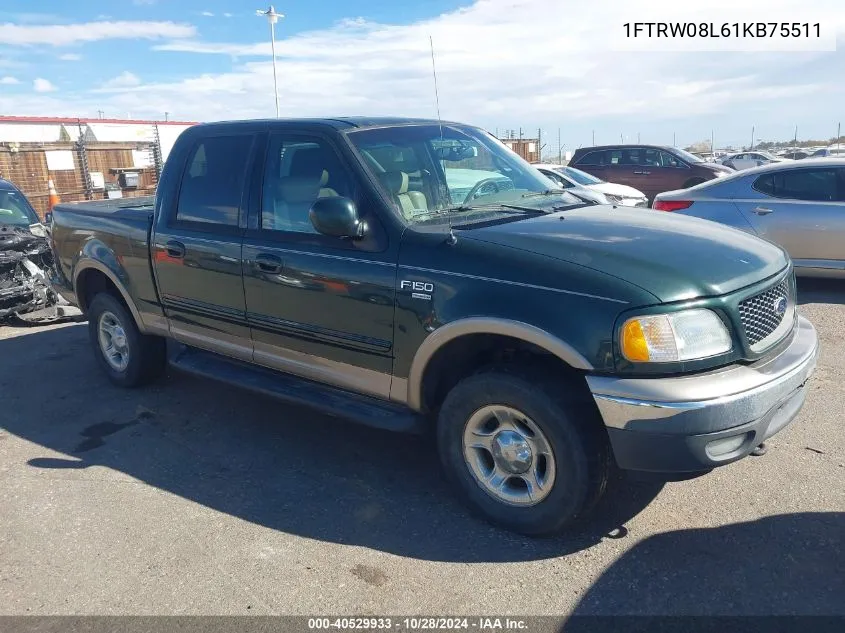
[257,5,284,118]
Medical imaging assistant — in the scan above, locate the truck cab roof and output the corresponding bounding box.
[193,117,457,133]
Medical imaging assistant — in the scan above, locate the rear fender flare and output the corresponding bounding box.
[73,258,145,332]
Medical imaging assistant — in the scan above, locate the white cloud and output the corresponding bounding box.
[101,71,142,90]
[1,75,20,85]
[5,0,845,146]
[0,20,196,46]
[33,78,56,92]
[223,13,233,18]
[58,53,82,61]
[201,11,215,17]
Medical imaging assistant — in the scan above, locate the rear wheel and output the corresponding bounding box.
[437,367,610,536]
[87,293,166,387]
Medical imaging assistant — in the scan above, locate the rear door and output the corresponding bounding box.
[602,148,637,188]
[152,131,258,361]
[571,149,608,181]
[734,166,845,265]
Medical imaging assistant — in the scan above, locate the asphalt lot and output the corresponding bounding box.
[1,278,843,616]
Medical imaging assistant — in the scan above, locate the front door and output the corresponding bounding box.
[241,132,397,399]
[152,132,257,361]
[734,166,845,266]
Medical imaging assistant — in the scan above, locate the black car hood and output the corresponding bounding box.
[463,206,788,303]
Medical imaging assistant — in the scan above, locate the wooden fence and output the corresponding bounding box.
[0,141,160,219]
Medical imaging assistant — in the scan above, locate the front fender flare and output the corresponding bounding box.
[405,317,594,411]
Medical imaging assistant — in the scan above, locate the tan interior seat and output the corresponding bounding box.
[262,144,343,230]
[378,171,429,219]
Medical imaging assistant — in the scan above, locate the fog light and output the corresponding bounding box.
[705,432,752,459]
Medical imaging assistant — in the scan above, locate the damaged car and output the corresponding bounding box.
[0,178,77,324]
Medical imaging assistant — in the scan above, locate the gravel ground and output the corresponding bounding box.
[0,278,842,616]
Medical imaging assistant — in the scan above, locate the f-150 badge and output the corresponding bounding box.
[400,280,433,300]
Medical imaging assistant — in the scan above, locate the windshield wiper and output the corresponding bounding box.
[520,189,568,199]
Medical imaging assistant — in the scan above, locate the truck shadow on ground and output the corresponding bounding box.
[1,324,663,563]
[565,511,844,618]
[797,277,845,306]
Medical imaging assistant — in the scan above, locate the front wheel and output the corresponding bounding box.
[437,367,610,536]
[87,293,166,387]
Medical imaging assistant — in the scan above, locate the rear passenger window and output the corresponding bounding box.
[753,169,840,202]
[621,148,641,165]
[176,135,253,226]
[608,150,622,165]
[576,150,605,166]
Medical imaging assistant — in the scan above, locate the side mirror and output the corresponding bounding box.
[309,197,366,239]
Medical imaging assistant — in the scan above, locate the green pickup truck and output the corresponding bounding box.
[49,117,819,535]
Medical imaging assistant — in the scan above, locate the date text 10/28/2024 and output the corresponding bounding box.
[623,22,821,38]
[308,618,529,631]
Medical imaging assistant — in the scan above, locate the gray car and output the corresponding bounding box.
[652,159,845,278]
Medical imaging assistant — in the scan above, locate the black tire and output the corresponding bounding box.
[683,178,705,189]
[437,366,610,536]
[87,293,166,387]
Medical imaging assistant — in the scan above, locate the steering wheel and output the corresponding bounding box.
[463,178,502,205]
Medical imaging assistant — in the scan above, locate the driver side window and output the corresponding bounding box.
[261,135,352,233]
[659,151,683,168]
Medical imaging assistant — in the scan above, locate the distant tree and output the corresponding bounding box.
[685,140,712,153]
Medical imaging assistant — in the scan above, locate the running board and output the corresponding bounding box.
[168,345,426,434]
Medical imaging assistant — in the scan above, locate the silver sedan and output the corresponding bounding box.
[652,159,845,277]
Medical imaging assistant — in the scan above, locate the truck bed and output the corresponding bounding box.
[52,196,155,219]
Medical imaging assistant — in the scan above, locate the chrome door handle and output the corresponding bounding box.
[753,207,773,215]
[254,253,284,274]
[633,170,651,175]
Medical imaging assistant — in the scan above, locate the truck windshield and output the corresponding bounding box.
[0,188,39,227]
[346,124,582,222]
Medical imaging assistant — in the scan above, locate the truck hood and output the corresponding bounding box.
[464,206,788,303]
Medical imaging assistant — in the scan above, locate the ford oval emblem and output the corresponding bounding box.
[774,297,788,316]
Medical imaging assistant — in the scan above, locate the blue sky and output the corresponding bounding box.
[1,0,843,150]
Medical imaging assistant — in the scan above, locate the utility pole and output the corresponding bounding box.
[711,129,715,153]
[592,130,595,146]
[637,132,640,143]
[750,125,755,151]
[558,128,562,163]
[838,122,841,151]
[165,111,170,122]
[673,132,676,147]
[257,5,284,117]
[537,128,542,161]
[97,109,104,119]
[794,125,798,147]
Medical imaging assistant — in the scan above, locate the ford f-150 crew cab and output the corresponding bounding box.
[50,118,819,535]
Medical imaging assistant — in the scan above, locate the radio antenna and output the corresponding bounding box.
[429,35,456,245]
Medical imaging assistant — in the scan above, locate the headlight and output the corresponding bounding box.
[620,309,732,362]
[604,193,623,203]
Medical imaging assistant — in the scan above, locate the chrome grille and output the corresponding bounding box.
[738,279,790,346]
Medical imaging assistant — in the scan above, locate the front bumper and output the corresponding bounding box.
[586,316,819,473]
